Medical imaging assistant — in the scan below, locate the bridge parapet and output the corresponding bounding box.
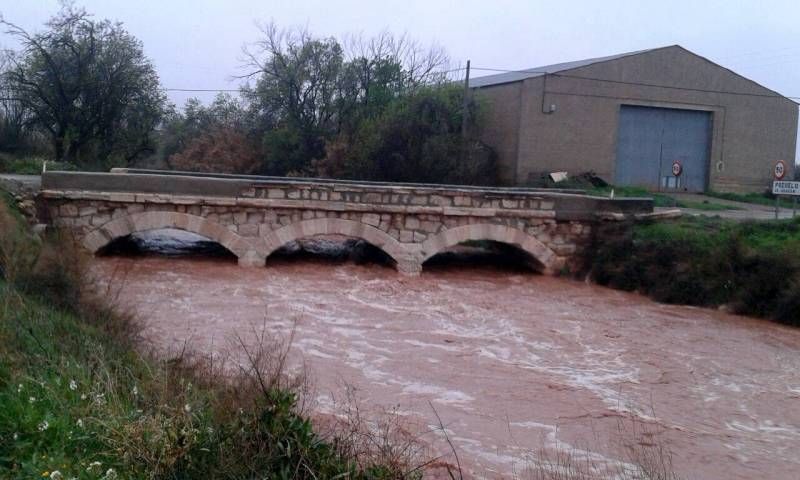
[38,170,653,275]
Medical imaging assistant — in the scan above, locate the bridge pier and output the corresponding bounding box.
[396,259,423,276]
[237,251,266,268]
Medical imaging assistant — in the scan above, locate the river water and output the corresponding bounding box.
[91,231,800,479]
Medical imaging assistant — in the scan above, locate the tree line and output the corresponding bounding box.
[0,4,497,185]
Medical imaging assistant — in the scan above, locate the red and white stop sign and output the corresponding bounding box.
[774,160,788,180]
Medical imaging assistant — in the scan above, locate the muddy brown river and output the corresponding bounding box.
[92,235,800,479]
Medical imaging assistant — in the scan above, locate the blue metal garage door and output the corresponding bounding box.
[614,105,712,192]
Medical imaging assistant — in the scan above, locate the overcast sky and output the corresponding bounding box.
[2,0,800,160]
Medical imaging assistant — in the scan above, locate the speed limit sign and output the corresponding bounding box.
[775,160,788,180]
[671,160,682,177]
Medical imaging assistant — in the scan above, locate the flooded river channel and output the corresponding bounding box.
[91,232,800,479]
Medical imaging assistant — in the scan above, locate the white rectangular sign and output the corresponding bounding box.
[773,181,800,196]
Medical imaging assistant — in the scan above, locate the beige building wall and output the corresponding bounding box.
[474,81,523,184]
[475,46,799,192]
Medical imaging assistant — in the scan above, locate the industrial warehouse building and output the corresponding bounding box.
[471,45,798,192]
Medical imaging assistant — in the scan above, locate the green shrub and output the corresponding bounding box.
[591,217,800,326]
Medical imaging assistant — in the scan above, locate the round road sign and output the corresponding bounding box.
[671,160,682,177]
[775,160,788,180]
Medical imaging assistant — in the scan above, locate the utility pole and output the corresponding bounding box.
[461,60,471,139]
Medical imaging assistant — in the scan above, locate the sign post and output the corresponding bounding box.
[773,161,789,219]
[776,193,780,220]
[772,177,800,220]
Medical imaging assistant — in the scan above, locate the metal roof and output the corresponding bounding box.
[469,48,657,88]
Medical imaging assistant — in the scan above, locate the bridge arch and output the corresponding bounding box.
[420,224,561,274]
[260,218,419,274]
[82,211,260,264]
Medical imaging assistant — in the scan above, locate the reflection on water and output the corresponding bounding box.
[91,236,800,480]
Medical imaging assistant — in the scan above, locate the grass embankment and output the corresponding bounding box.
[706,190,795,209]
[591,216,800,326]
[0,197,420,478]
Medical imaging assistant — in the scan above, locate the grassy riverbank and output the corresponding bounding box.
[0,198,422,479]
[591,216,800,326]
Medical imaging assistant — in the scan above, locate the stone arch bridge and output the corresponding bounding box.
[38,170,652,275]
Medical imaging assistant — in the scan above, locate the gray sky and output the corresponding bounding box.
[3,0,800,161]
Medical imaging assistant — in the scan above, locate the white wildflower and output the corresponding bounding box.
[86,461,102,473]
[69,379,77,391]
[49,470,63,480]
[12,432,18,441]
[37,420,49,431]
[80,393,88,400]
[94,393,106,405]
[28,396,36,403]
[186,382,192,391]
[183,403,192,413]
[132,385,138,396]
[103,468,118,480]
[76,419,84,428]
[17,384,23,393]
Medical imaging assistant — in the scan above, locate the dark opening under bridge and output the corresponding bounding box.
[37,169,653,275]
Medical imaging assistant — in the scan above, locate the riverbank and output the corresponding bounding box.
[591,216,800,326]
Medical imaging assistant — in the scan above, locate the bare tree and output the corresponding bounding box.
[344,30,451,88]
[240,22,343,133]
